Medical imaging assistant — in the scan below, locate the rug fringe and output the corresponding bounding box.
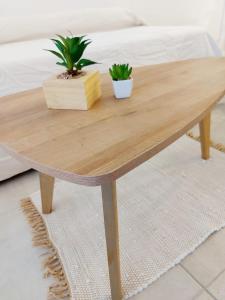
[187,132,225,153]
[21,198,71,300]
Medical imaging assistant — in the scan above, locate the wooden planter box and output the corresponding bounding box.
[43,70,101,110]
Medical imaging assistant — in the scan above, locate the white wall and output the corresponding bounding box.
[0,0,214,24]
[0,0,115,16]
[124,0,210,26]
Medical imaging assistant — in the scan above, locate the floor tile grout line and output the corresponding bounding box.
[192,290,209,300]
[180,265,217,300]
[205,268,225,288]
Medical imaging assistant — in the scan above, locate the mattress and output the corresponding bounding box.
[0,25,222,180]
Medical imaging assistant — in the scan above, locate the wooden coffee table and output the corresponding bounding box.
[1,58,225,300]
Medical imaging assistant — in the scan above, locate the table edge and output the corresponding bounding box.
[1,95,223,186]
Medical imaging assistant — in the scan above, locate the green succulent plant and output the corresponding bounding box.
[45,34,97,76]
[109,64,133,81]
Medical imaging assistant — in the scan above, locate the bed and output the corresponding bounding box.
[0,8,222,180]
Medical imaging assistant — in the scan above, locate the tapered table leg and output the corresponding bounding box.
[39,173,55,214]
[101,181,122,300]
[199,113,211,160]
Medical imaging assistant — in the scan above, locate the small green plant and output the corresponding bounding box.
[109,64,133,81]
[45,34,97,77]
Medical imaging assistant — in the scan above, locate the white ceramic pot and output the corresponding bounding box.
[112,78,133,99]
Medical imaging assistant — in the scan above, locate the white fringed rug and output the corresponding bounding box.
[22,136,225,300]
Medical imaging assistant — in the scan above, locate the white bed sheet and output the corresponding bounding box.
[0,25,222,180]
[0,26,221,97]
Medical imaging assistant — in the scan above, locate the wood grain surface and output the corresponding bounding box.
[0,58,225,186]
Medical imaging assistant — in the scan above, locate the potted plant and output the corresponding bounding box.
[43,34,101,110]
[109,64,133,99]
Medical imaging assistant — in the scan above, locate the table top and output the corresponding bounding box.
[0,58,225,186]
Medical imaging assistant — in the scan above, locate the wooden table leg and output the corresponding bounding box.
[199,113,211,160]
[101,181,122,300]
[39,173,55,214]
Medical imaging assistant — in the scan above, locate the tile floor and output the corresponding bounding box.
[0,170,225,300]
